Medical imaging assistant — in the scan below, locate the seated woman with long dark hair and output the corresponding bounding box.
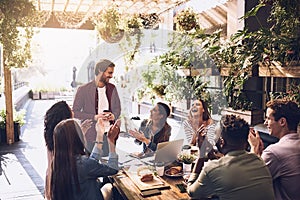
[183,99,217,157]
[50,118,120,200]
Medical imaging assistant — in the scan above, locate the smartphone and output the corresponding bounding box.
[140,189,161,197]
[175,183,187,193]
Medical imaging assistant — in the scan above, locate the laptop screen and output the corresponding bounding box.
[155,139,184,163]
[141,139,184,165]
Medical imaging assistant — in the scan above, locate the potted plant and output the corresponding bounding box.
[139,13,160,29]
[124,14,143,36]
[152,84,167,98]
[208,0,299,125]
[150,30,212,110]
[241,0,300,68]
[120,14,144,69]
[175,8,199,31]
[0,108,26,143]
[0,0,36,144]
[94,6,124,43]
[29,89,40,100]
[177,152,196,164]
[177,152,196,173]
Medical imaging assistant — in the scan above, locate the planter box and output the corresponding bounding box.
[222,108,264,126]
[32,92,40,100]
[40,92,48,99]
[47,91,55,99]
[0,123,21,144]
[176,67,200,77]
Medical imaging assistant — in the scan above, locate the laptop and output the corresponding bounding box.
[141,139,184,166]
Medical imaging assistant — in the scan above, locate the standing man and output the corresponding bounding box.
[249,99,300,200]
[187,114,274,200]
[73,59,121,154]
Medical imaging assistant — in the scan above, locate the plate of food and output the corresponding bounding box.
[164,166,183,178]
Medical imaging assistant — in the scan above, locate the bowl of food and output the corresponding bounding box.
[164,166,183,178]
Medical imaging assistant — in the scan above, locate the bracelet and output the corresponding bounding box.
[94,141,103,144]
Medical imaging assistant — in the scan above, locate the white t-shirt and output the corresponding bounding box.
[97,86,109,114]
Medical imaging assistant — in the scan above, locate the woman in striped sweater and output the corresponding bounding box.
[183,99,217,158]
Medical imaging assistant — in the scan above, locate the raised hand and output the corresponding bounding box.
[107,119,121,144]
[248,129,264,156]
[80,119,93,135]
[128,129,145,141]
[95,118,105,142]
[196,124,207,148]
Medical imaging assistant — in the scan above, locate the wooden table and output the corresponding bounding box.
[111,169,190,200]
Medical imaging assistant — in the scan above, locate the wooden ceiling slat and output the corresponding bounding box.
[75,0,84,13]
[51,0,55,11]
[201,11,219,27]
[36,0,228,30]
[38,0,189,14]
[63,0,70,12]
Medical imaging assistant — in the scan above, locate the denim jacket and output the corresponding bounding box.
[70,146,119,200]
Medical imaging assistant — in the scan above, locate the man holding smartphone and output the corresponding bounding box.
[248,99,300,200]
[73,59,121,154]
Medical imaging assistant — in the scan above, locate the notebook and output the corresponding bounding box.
[141,139,184,166]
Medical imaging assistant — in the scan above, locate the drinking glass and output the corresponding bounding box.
[155,162,165,176]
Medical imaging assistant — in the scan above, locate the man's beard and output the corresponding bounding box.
[100,76,109,85]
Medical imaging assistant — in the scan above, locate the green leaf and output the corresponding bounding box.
[241,3,266,19]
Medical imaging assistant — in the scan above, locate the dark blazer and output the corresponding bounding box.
[73,80,121,150]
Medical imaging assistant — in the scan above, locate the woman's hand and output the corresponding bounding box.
[196,124,207,137]
[107,119,121,144]
[80,119,93,135]
[95,118,105,142]
[196,124,207,149]
[128,129,146,142]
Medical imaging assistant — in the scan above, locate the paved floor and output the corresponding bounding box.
[0,99,56,200]
[0,97,184,200]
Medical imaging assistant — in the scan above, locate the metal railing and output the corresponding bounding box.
[13,82,28,90]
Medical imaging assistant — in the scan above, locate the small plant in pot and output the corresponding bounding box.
[0,108,26,143]
[177,152,196,164]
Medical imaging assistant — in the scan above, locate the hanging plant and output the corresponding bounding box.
[125,14,143,36]
[175,8,199,31]
[139,13,160,29]
[119,14,144,71]
[94,6,124,43]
